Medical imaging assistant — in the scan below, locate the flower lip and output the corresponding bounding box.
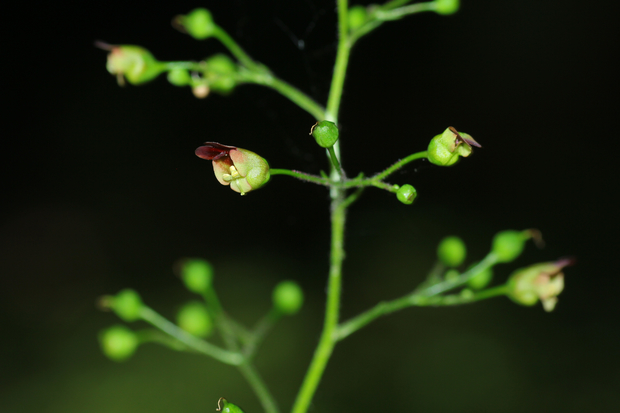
[195,142,237,161]
[448,126,481,148]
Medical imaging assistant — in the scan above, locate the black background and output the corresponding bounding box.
[1,1,619,412]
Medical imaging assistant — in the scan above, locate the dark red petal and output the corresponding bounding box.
[195,142,237,160]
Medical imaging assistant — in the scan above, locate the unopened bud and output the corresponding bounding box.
[492,230,529,263]
[310,121,339,148]
[396,184,417,205]
[272,281,304,315]
[178,258,214,294]
[435,0,460,15]
[99,325,139,362]
[437,236,466,267]
[177,301,213,337]
[174,8,217,40]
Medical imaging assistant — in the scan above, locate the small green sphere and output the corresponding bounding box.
[99,325,139,362]
[311,120,339,148]
[396,184,417,205]
[437,236,466,267]
[466,265,494,290]
[177,301,213,337]
[167,68,191,86]
[111,289,143,322]
[181,259,214,294]
[348,5,367,30]
[181,8,216,40]
[272,281,304,315]
[492,230,526,263]
[436,0,460,15]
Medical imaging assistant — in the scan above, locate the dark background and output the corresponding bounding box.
[1,1,618,412]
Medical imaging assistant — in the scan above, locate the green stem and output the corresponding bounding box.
[138,306,243,365]
[327,147,343,176]
[270,169,331,186]
[336,284,509,341]
[291,191,347,413]
[213,26,264,72]
[239,70,326,120]
[371,151,428,181]
[326,0,351,122]
[374,2,436,21]
[243,309,281,359]
[238,363,280,413]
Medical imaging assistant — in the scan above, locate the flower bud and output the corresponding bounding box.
[102,289,143,322]
[103,44,165,85]
[437,236,466,267]
[217,398,246,413]
[177,301,213,337]
[492,230,529,263]
[466,263,494,290]
[175,8,217,40]
[435,0,460,15]
[167,67,192,86]
[506,258,573,312]
[310,121,339,148]
[99,325,139,362]
[396,184,417,205]
[205,54,238,94]
[195,143,270,195]
[272,281,304,315]
[348,5,368,30]
[427,126,480,166]
[178,258,214,294]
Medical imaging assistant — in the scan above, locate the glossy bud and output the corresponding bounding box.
[310,121,339,148]
[205,54,238,94]
[348,5,368,30]
[179,258,214,294]
[435,0,460,15]
[177,301,213,337]
[427,126,480,166]
[99,325,139,362]
[167,68,192,86]
[396,184,417,205]
[437,236,466,267]
[507,258,572,312]
[216,398,246,413]
[492,230,528,263]
[106,289,143,322]
[272,281,304,315]
[196,143,270,195]
[176,8,217,40]
[104,45,165,85]
[466,263,494,290]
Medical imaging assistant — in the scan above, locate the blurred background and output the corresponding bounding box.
[1,0,618,412]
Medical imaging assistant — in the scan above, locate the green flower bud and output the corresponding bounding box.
[167,67,192,86]
[507,258,572,312]
[216,398,245,413]
[205,54,238,94]
[103,44,165,86]
[180,258,214,294]
[99,325,139,362]
[195,143,270,195]
[272,280,304,315]
[437,236,466,267]
[176,8,217,40]
[310,120,339,148]
[348,5,368,30]
[396,184,417,205]
[176,301,213,337]
[492,230,529,263]
[435,0,460,15]
[108,289,143,322]
[466,263,494,290]
[427,126,480,166]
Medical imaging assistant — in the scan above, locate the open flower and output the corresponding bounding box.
[195,142,270,195]
[507,258,574,312]
[427,126,481,166]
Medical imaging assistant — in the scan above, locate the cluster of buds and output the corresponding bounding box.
[195,142,270,195]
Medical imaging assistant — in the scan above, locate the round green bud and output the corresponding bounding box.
[110,289,143,322]
[310,120,339,148]
[437,236,466,267]
[180,8,216,40]
[217,398,246,413]
[167,68,191,86]
[205,54,238,94]
[396,184,417,205]
[492,230,527,263]
[348,5,367,30]
[435,0,460,15]
[176,301,213,337]
[272,281,304,315]
[466,264,494,290]
[181,259,214,294]
[99,325,139,362]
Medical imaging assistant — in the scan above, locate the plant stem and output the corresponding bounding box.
[139,306,243,365]
[238,363,280,413]
[270,169,331,186]
[291,192,347,413]
[213,26,264,73]
[371,151,428,181]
